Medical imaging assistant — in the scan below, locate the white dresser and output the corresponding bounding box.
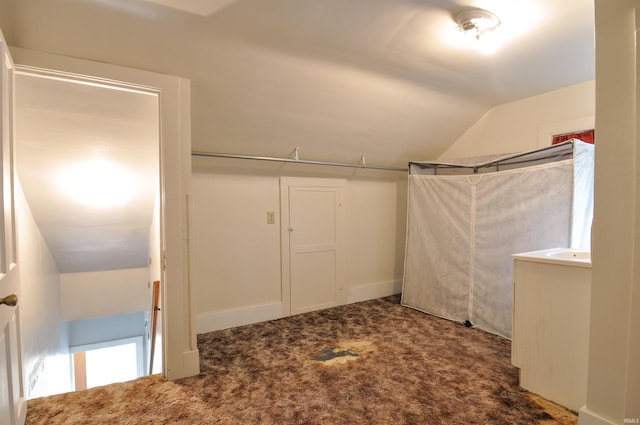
[512,248,592,412]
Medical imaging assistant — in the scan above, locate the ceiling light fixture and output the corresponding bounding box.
[454,8,500,41]
[56,158,141,209]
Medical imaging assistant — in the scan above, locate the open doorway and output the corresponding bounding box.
[71,336,144,391]
[14,68,162,395]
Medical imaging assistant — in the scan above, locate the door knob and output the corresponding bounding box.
[0,294,17,307]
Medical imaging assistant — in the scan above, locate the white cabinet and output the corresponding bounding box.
[512,249,592,412]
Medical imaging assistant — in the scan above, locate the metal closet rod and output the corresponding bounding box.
[191,148,409,172]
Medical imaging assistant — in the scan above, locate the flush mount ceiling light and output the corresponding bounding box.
[56,158,141,209]
[455,8,500,41]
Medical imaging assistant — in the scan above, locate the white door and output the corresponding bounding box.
[0,29,27,425]
[281,178,346,316]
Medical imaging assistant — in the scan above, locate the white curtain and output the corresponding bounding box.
[402,141,594,338]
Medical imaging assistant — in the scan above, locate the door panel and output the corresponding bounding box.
[288,184,344,315]
[0,28,26,425]
[291,189,336,246]
[1,313,26,425]
[291,250,337,313]
[0,334,10,420]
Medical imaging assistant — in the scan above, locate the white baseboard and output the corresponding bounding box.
[347,280,402,304]
[196,282,401,335]
[182,349,201,376]
[197,301,284,334]
[579,406,619,425]
[165,349,201,380]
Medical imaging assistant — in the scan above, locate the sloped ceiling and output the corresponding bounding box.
[1,0,594,273]
[15,73,159,273]
[1,0,595,166]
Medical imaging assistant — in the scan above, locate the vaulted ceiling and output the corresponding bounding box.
[1,0,594,165]
[0,0,595,273]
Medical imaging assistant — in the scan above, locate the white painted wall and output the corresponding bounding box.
[191,161,405,333]
[60,268,149,321]
[440,80,595,158]
[68,312,146,348]
[345,177,406,301]
[15,181,71,398]
[192,171,281,314]
[579,1,640,424]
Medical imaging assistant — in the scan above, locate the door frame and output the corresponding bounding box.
[10,48,199,380]
[279,177,346,316]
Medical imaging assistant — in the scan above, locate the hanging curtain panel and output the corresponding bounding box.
[571,144,595,250]
[403,177,473,325]
[401,140,594,339]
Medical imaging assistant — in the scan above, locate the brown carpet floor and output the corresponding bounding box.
[26,295,577,424]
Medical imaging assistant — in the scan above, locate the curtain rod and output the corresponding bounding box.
[191,149,408,172]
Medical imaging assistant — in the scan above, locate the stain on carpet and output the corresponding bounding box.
[530,394,579,425]
[24,296,578,425]
[311,340,374,365]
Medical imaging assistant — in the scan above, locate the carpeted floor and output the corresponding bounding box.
[26,296,577,424]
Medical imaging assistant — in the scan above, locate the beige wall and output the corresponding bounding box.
[192,170,282,315]
[60,268,150,321]
[191,160,406,332]
[441,80,595,158]
[344,177,406,294]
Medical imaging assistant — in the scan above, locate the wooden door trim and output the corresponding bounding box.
[73,352,87,391]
